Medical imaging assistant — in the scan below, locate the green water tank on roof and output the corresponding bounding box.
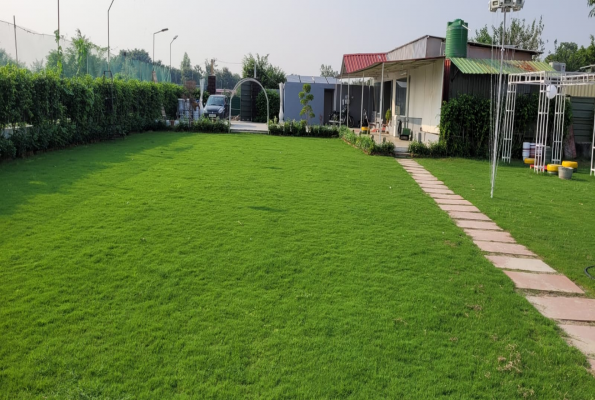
[446,19,468,59]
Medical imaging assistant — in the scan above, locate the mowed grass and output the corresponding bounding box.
[418,158,595,296]
[1,133,595,399]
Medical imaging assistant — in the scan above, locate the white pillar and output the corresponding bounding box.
[360,72,364,129]
[378,63,385,143]
[279,82,285,124]
[199,78,205,114]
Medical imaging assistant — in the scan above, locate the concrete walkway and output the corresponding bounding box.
[230,121,268,134]
[398,159,595,374]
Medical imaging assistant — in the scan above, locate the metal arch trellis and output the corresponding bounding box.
[501,71,595,174]
[228,78,270,134]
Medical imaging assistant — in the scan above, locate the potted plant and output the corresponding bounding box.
[384,109,392,132]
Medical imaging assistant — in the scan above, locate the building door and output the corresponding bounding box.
[395,78,408,118]
[324,89,334,125]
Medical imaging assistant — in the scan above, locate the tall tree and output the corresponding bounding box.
[180,52,192,82]
[242,53,286,89]
[545,41,584,72]
[119,48,151,64]
[589,0,595,17]
[320,64,338,78]
[546,36,595,71]
[299,83,315,126]
[473,17,545,54]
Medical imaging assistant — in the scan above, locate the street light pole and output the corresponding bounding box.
[153,28,169,72]
[108,0,115,72]
[170,35,178,83]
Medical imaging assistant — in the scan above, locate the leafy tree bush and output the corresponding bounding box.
[339,126,395,156]
[242,54,285,89]
[299,84,315,125]
[439,94,572,159]
[0,65,183,159]
[255,89,280,123]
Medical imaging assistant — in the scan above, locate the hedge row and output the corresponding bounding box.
[408,140,448,158]
[439,94,573,159]
[268,120,339,138]
[0,65,184,159]
[339,127,395,156]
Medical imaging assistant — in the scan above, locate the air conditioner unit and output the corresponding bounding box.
[550,62,567,73]
[489,0,524,12]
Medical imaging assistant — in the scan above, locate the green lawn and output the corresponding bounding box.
[418,158,595,297]
[1,133,595,399]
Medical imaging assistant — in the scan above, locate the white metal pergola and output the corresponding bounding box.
[500,71,595,176]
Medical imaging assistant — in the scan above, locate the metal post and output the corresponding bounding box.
[108,0,115,72]
[153,28,168,72]
[13,16,18,65]
[57,0,60,53]
[360,72,364,128]
[339,81,343,129]
[348,76,351,127]
[491,8,507,199]
[170,35,178,83]
[379,63,385,143]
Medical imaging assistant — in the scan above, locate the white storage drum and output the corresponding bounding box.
[530,143,536,158]
[522,142,531,160]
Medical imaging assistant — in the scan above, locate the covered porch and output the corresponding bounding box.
[339,55,444,145]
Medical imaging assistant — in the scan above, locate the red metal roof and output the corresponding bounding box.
[342,53,387,75]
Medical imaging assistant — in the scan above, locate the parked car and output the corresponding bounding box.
[204,95,229,119]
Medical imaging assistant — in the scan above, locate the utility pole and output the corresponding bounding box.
[210,59,215,75]
[108,0,115,72]
[13,16,18,65]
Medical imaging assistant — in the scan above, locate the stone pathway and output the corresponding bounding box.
[398,159,595,372]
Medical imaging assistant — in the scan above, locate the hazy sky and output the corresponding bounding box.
[1,0,593,76]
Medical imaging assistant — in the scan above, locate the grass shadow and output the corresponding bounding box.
[0,132,187,218]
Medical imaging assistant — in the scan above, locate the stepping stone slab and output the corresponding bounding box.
[430,194,465,201]
[440,205,481,213]
[419,183,448,189]
[474,241,536,256]
[465,230,516,243]
[560,325,595,357]
[423,188,455,195]
[434,199,472,206]
[486,256,556,273]
[412,175,439,181]
[504,271,584,294]
[527,296,595,322]
[455,220,502,231]
[449,212,491,221]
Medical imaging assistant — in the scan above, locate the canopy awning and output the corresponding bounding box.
[449,58,554,75]
[340,57,444,79]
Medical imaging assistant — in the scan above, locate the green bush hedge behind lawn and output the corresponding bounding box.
[0,65,183,159]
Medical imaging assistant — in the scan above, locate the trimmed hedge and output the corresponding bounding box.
[0,65,183,159]
[256,90,280,123]
[268,120,339,138]
[339,127,395,156]
[174,117,229,133]
[439,94,572,159]
[408,140,448,158]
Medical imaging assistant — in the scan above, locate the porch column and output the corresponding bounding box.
[378,63,385,143]
[392,78,397,137]
[361,72,364,129]
[339,79,343,129]
[348,76,351,127]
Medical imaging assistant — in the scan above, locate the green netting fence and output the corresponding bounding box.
[0,19,172,82]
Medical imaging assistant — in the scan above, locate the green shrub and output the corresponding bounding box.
[409,140,449,158]
[439,94,572,159]
[339,126,394,156]
[256,89,280,123]
[0,64,183,159]
[268,120,337,138]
